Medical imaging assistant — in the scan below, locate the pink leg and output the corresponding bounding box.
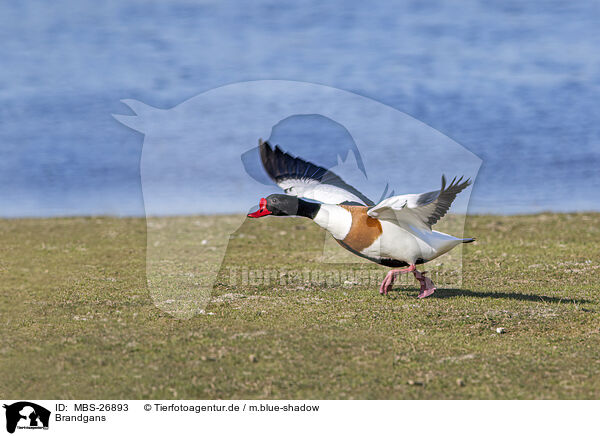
[413,270,436,298]
[379,265,416,295]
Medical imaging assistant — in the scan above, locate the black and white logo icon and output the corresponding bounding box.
[3,402,50,434]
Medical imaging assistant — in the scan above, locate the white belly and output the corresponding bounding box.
[312,204,463,265]
[362,221,462,264]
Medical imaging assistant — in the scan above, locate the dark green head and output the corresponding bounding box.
[247,194,320,219]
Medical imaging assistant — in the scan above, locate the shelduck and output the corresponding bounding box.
[248,140,474,298]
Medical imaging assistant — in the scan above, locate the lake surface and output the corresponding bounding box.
[1,0,599,217]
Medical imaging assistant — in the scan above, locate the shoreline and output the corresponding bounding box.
[1,210,599,220]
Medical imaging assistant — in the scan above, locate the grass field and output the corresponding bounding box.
[1,213,599,399]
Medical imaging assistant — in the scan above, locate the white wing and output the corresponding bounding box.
[259,139,374,206]
[367,176,471,228]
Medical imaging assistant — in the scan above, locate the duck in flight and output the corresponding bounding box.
[248,140,474,298]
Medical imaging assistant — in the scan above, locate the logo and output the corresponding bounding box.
[3,402,50,434]
[113,80,481,319]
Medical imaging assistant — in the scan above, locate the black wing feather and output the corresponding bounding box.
[259,139,374,206]
[424,175,471,227]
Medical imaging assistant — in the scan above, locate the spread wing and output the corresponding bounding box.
[259,139,374,206]
[367,176,471,228]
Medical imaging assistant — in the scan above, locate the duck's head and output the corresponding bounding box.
[248,194,300,218]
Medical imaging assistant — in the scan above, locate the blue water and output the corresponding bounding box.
[1,0,599,217]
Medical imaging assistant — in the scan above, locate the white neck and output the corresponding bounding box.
[313,204,352,240]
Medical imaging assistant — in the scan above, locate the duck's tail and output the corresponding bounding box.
[462,238,476,243]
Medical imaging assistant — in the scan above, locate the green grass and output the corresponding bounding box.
[1,213,599,399]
